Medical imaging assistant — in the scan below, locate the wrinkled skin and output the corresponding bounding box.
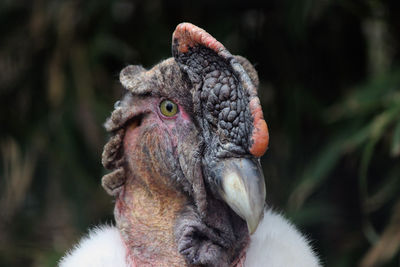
[110,68,249,266]
[101,23,269,267]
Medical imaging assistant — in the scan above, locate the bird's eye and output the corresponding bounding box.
[159,99,178,117]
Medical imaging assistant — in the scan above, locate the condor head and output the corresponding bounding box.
[101,23,269,267]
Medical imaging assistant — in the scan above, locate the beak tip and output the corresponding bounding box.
[246,206,264,235]
[215,158,266,235]
[247,221,257,235]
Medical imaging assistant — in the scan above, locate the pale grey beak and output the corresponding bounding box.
[214,158,266,234]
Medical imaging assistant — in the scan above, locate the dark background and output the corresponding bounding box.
[1,0,399,266]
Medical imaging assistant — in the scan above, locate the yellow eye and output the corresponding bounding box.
[160,100,178,117]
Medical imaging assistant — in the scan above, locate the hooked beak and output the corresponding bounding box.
[213,158,266,234]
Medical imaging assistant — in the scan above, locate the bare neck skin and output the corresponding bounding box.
[114,123,189,266]
[115,171,188,266]
[114,170,248,267]
[113,121,248,267]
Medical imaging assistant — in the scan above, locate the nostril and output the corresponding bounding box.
[126,114,143,128]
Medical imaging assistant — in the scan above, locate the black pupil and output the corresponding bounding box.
[166,102,174,112]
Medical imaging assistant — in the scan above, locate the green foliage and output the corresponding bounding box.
[0,0,399,266]
[287,70,400,266]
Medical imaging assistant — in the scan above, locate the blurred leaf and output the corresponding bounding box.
[359,106,400,203]
[360,199,400,267]
[0,138,36,220]
[292,70,400,211]
[326,69,400,122]
[391,120,400,157]
[365,166,400,213]
[287,200,336,226]
[288,140,342,210]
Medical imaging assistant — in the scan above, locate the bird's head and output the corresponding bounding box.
[102,23,269,266]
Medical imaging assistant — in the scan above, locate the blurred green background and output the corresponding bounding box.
[1,0,399,266]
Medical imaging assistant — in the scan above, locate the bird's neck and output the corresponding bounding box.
[113,122,249,266]
[114,179,249,267]
[114,170,189,266]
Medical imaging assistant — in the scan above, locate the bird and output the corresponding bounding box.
[59,22,321,267]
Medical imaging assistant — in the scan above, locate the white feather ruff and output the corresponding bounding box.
[59,209,320,267]
[59,225,128,267]
[244,209,321,267]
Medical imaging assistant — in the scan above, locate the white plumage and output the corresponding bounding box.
[59,226,128,267]
[244,209,320,267]
[59,209,320,267]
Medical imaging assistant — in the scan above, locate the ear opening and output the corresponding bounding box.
[104,93,143,132]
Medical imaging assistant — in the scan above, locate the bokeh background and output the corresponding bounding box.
[1,0,399,266]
